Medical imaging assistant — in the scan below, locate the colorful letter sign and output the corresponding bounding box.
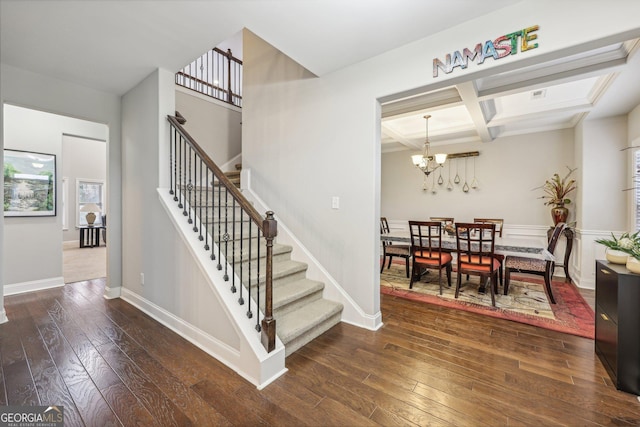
[433,25,539,77]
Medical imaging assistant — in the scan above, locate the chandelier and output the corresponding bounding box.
[411,114,447,177]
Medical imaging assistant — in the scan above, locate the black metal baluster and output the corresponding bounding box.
[237,211,243,300]
[191,152,197,231]
[230,198,236,293]
[169,127,175,196]
[177,136,184,209]
[223,185,229,281]
[186,146,192,220]
[218,51,223,101]
[216,181,222,268]
[173,129,179,201]
[197,158,203,239]
[204,167,210,251]
[208,49,213,97]
[251,233,260,326]
[242,221,250,307]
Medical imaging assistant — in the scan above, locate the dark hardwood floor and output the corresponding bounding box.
[0,278,638,426]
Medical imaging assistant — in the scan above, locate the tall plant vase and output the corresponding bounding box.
[551,205,568,225]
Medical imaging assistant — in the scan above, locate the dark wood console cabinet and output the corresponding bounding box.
[595,260,640,395]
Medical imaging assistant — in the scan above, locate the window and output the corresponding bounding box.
[77,179,105,226]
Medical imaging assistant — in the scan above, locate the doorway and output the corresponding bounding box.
[3,104,108,292]
[62,134,107,283]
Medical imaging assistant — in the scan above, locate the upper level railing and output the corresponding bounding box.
[176,48,243,107]
[167,114,276,352]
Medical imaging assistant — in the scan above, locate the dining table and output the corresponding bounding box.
[381,229,553,294]
[382,230,554,261]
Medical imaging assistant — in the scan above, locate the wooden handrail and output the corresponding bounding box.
[213,47,243,65]
[175,71,242,101]
[175,47,243,107]
[167,115,263,230]
[167,114,277,353]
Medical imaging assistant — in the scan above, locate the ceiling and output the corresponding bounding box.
[381,39,640,153]
[0,0,515,95]
[2,1,640,149]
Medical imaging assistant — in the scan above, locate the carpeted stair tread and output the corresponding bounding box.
[271,279,325,317]
[173,180,345,356]
[277,298,343,355]
[222,242,292,264]
[243,259,308,286]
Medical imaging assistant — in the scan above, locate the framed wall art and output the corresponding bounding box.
[4,149,56,217]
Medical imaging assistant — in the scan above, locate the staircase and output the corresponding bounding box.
[194,175,343,356]
[225,163,242,188]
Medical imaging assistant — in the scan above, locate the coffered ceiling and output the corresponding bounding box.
[381,39,640,152]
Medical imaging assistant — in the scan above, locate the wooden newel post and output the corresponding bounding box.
[226,48,234,105]
[261,211,277,352]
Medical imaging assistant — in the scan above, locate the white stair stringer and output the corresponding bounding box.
[161,185,344,364]
[201,197,344,355]
[155,189,287,389]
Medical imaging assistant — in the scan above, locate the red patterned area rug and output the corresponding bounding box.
[380,263,595,339]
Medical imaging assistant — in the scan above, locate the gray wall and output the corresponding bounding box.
[121,68,240,347]
[62,134,107,242]
[3,104,107,286]
[1,63,122,304]
[382,129,576,226]
[175,88,242,166]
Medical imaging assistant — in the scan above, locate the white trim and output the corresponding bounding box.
[103,285,121,299]
[5,277,64,296]
[157,188,287,388]
[175,84,242,113]
[0,309,8,324]
[242,170,383,331]
[123,285,288,390]
[219,153,242,173]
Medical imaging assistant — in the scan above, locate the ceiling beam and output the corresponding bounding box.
[381,87,461,119]
[456,81,494,143]
[381,125,422,150]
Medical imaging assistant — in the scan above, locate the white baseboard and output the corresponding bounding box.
[120,287,254,382]
[103,285,121,299]
[4,276,65,296]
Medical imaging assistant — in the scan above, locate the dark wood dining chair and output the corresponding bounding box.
[474,218,505,286]
[455,222,501,306]
[408,221,452,294]
[430,217,455,235]
[430,217,454,227]
[504,222,566,304]
[380,217,411,278]
[473,218,504,237]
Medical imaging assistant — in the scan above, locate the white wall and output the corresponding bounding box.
[382,129,575,226]
[2,104,107,289]
[578,116,627,231]
[630,104,640,143]
[175,87,242,166]
[121,68,241,353]
[62,135,107,242]
[0,63,122,301]
[241,1,640,318]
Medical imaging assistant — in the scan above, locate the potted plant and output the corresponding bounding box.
[537,166,577,225]
[595,231,639,264]
[621,245,640,273]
